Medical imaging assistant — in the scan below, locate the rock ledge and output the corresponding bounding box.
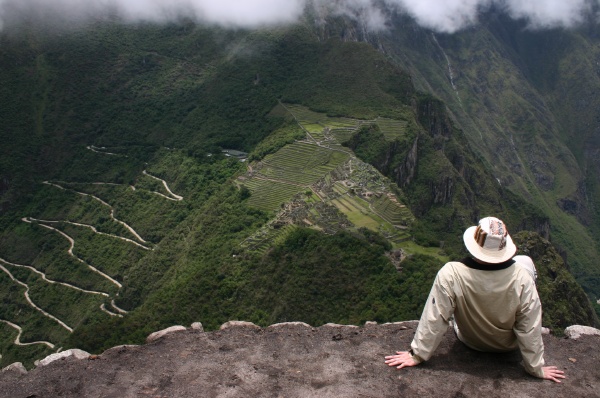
[1,322,598,398]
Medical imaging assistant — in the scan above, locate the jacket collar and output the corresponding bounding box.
[460,257,515,271]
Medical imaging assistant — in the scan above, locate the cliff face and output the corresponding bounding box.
[392,136,418,188]
[417,96,453,140]
[1,321,599,398]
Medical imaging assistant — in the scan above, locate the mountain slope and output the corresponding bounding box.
[0,13,598,368]
[348,9,600,298]
[0,20,429,367]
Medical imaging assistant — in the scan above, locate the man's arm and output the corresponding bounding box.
[514,277,565,382]
[385,266,455,368]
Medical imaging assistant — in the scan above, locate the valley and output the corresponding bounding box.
[0,98,432,367]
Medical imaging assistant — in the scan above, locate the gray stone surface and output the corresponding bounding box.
[1,362,27,375]
[219,320,261,330]
[146,325,187,343]
[38,349,90,367]
[190,322,204,332]
[0,323,598,397]
[267,322,312,329]
[564,325,600,339]
[101,345,140,357]
[322,323,359,328]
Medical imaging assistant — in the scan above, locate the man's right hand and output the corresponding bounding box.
[384,351,419,369]
[542,366,566,383]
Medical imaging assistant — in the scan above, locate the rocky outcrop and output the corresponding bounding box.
[516,217,551,241]
[1,321,599,397]
[557,182,591,226]
[430,176,454,205]
[220,320,261,331]
[1,362,26,375]
[37,349,90,367]
[564,325,600,340]
[145,325,187,343]
[417,96,453,139]
[392,136,418,188]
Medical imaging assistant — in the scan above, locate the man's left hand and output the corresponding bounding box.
[385,351,419,369]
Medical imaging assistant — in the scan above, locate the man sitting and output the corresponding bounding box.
[384,216,565,383]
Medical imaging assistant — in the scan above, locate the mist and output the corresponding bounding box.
[0,0,598,33]
[393,0,595,32]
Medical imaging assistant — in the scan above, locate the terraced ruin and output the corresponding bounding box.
[238,104,414,253]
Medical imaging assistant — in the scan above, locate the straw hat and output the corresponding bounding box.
[463,217,517,264]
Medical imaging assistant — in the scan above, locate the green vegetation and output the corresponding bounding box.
[0,19,425,364]
[67,227,444,355]
[344,124,394,166]
[248,121,306,161]
[0,13,598,369]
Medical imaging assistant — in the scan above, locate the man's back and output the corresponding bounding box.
[443,259,539,353]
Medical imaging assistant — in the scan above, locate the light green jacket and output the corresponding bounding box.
[410,260,545,378]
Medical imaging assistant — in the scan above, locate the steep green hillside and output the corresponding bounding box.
[0,19,424,367]
[1,13,598,368]
[514,231,598,335]
[343,94,549,260]
[347,10,600,299]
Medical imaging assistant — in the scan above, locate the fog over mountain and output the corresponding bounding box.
[0,0,597,32]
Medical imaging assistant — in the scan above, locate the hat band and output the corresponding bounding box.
[474,225,487,247]
[473,220,508,251]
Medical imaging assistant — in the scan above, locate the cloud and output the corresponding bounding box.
[114,0,307,26]
[0,0,597,33]
[389,0,491,33]
[0,0,307,29]
[388,0,596,32]
[320,0,388,31]
[502,0,592,29]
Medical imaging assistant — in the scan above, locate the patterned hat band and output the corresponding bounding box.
[473,219,507,251]
[474,225,487,247]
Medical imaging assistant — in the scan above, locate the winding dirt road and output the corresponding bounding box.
[0,257,109,297]
[27,217,151,251]
[2,150,182,353]
[0,320,55,349]
[22,218,122,289]
[0,264,73,333]
[42,181,149,245]
[142,170,184,201]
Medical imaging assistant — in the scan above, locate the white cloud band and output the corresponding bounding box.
[0,0,597,32]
